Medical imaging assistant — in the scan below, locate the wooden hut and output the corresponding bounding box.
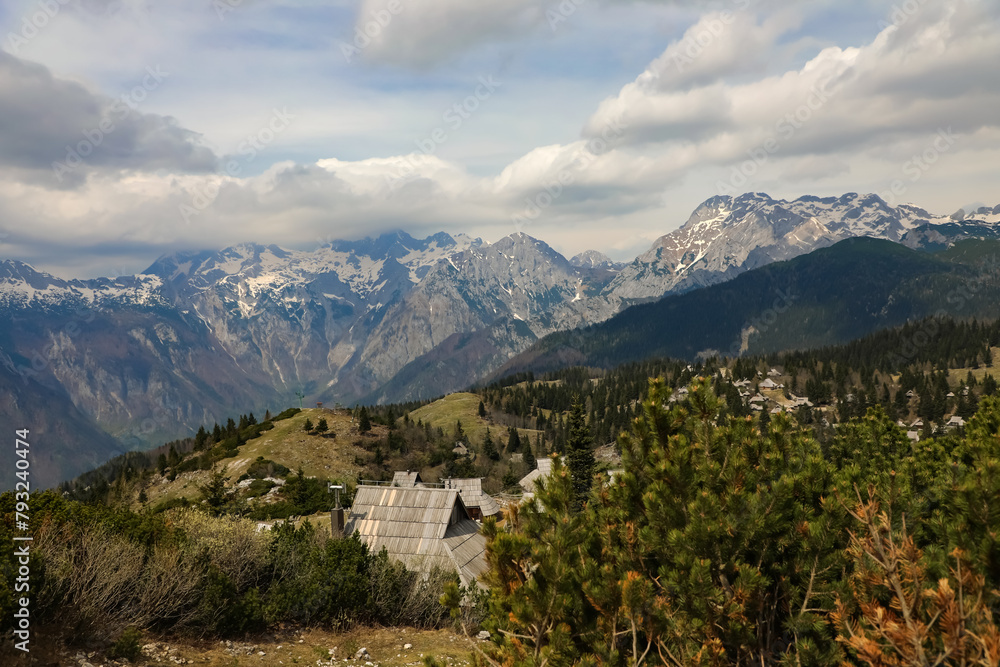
[344,485,488,588]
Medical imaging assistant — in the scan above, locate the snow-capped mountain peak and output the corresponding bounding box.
[604,192,959,301]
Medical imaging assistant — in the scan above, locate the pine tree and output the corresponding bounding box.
[483,428,500,461]
[479,456,586,666]
[478,400,487,418]
[303,418,314,432]
[522,435,536,469]
[194,425,208,450]
[200,467,230,514]
[358,407,372,433]
[566,399,594,512]
[506,427,521,454]
[479,379,848,665]
[316,418,328,433]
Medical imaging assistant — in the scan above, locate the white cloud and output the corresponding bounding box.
[3,0,1000,277]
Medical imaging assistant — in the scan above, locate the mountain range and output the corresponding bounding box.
[3,192,1000,487]
[495,237,1000,378]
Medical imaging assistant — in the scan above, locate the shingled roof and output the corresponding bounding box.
[446,478,500,519]
[519,457,556,494]
[391,470,425,487]
[345,486,488,588]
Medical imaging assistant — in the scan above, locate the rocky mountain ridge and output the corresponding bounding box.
[3,193,999,486]
[602,192,996,302]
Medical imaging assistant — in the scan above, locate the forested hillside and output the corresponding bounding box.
[496,238,1000,378]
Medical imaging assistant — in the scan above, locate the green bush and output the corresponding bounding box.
[198,566,266,636]
[0,519,14,638]
[245,479,276,498]
[247,457,290,479]
[264,524,372,627]
[152,496,190,514]
[108,627,143,662]
[273,408,301,421]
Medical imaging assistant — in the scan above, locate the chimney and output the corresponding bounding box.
[330,507,345,537]
[328,483,345,537]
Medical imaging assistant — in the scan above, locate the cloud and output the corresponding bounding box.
[0,52,216,188]
[349,0,547,67]
[347,0,810,68]
[3,0,1000,277]
[583,1,1000,160]
[635,8,805,92]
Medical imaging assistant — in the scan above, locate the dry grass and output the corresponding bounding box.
[409,393,543,449]
[943,346,1000,385]
[144,409,377,507]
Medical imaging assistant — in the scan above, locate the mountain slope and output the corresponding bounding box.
[496,238,1000,378]
[603,192,971,302]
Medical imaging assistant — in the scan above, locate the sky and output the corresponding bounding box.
[0,0,998,278]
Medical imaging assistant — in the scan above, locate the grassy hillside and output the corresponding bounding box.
[407,392,542,448]
[143,407,374,509]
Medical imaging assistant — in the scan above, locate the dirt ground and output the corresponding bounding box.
[4,625,482,667]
